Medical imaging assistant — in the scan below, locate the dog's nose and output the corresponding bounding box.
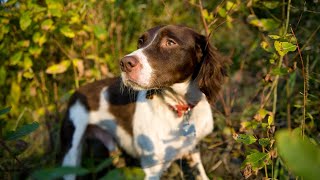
[120,56,139,72]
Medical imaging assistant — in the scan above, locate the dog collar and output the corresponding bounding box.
[168,104,194,117]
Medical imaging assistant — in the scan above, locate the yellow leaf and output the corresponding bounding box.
[46,60,71,74]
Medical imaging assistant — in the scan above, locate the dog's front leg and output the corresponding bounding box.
[187,150,209,180]
[141,160,171,180]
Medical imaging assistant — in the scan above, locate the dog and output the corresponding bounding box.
[61,25,229,180]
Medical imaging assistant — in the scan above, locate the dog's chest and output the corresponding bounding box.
[132,91,213,166]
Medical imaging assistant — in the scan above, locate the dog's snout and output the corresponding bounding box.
[120,56,139,72]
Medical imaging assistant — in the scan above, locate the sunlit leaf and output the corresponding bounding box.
[218,7,226,18]
[247,15,279,31]
[18,40,30,48]
[5,122,39,141]
[93,25,107,41]
[32,166,89,180]
[233,133,257,145]
[60,26,75,38]
[260,41,272,52]
[262,1,280,9]
[226,1,236,11]
[254,108,269,121]
[45,60,71,74]
[243,152,270,171]
[202,9,213,21]
[32,32,46,46]
[276,130,320,180]
[23,55,33,69]
[70,14,81,24]
[274,41,297,56]
[23,71,34,79]
[10,51,23,66]
[46,0,63,17]
[20,13,32,31]
[267,115,274,126]
[29,46,43,58]
[268,35,280,39]
[41,19,54,31]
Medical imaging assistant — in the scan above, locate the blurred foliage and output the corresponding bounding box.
[0,0,319,179]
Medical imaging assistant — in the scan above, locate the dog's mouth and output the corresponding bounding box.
[121,75,150,91]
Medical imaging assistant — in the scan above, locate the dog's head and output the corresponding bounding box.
[120,25,229,105]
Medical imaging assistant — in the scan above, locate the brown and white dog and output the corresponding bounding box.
[61,25,229,180]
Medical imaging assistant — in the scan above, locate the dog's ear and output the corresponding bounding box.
[195,35,230,105]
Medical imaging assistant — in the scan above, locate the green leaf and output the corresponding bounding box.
[260,41,272,52]
[17,40,30,48]
[247,15,279,31]
[268,35,280,39]
[271,67,288,76]
[276,130,320,180]
[100,167,144,180]
[254,108,269,121]
[10,81,21,104]
[267,115,274,126]
[244,152,270,170]
[274,41,297,56]
[93,25,107,41]
[202,9,213,21]
[29,46,43,58]
[32,32,47,46]
[60,26,75,38]
[5,122,39,141]
[93,158,113,173]
[41,19,54,31]
[20,13,32,31]
[23,71,34,79]
[262,1,280,9]
[23,55,33,69]
[0,66,7,85]
[10,51,23,65]
[32,166,89,180]
[0,107,11,116]
[234,134,257,145]
[45,60,71,74]
[258,138,271,147]
[218,7,226,18]
[46,0,63,17]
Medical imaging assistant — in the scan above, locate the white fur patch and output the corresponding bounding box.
[132,90,213,169]
[123,32,159,87]
[62,101,88,180]
[125,49,153,87]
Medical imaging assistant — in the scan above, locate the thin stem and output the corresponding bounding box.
[198,0,209,36]
[286,80,292,131]
[285,0,292,34]
[290,26,306,139]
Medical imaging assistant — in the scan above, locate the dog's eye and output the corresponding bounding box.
[138,38,144,47]
[166,39,176,46]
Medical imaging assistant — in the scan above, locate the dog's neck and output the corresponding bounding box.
[147,79,203,109]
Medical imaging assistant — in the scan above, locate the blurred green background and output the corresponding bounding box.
[0,0,319,179]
